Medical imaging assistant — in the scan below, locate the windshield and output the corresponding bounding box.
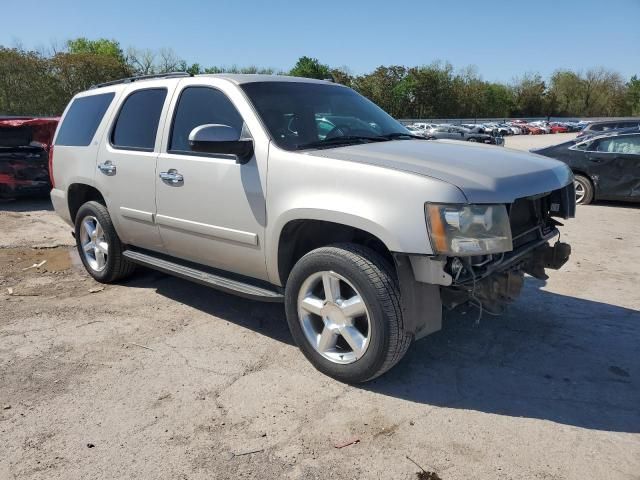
[240,81,410,151]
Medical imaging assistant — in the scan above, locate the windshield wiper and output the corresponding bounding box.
[377,132,427,140]
[296,135,388,150]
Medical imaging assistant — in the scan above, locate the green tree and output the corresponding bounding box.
[483,83,515,118]
[48,52,131,112]
[289,56,331,80]
[625,75,640,116]
[353,66,408,117]
[0,47,53,115]
[67,38,126,65]
[330,67,353,87]
[512,73,547,116]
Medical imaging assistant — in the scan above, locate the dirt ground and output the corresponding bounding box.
[1,134,639,479]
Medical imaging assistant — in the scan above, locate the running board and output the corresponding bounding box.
[123,249,284,302]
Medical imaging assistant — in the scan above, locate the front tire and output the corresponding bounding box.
[574,174,594,205]
[74,201,136,283]
[284,244,412,383]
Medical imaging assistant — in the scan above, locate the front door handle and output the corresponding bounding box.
[98,161,116,175]
[159,169,184,185]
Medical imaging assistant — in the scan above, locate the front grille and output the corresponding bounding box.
[508,193,556,249]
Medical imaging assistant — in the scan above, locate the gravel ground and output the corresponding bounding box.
[1,133,639,480]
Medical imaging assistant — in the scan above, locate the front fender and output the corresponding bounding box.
[264,147,468,285]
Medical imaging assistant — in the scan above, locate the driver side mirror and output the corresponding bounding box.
[189,124,254,164]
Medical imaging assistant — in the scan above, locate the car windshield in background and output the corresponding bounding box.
[240,81,410,151]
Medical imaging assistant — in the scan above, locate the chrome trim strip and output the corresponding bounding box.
[155,214,258,246]
[120,207,154,223]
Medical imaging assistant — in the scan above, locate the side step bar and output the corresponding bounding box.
[123,249,284,302]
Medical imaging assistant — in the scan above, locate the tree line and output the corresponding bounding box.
[1,38,639,118]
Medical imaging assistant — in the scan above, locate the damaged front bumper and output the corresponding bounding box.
[394,183,575,339]
[394,234,571,339]
[440,231,571,313]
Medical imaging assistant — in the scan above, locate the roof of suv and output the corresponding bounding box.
[90,73,338,90]
[199,74,336,85]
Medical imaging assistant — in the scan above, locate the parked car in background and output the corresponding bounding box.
[426,125,504,145]
[0,117,59,199]
[562,121,584,132]
[530,121,551,134]
[405,125,427,137]
[525,124,544,135]
[578,125,640,142]
[507,124,522,135]
[411,122,438,134]
[550,123,569,134]
[532,131,640,204]
[497,123,516,135]
[576,119,640,139]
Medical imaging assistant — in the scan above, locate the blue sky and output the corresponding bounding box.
[2,0,639,82]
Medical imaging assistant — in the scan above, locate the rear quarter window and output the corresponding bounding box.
[55,93,115,146]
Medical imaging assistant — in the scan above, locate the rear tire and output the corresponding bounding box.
[574,174,594,205]
[74,201,136,283]
[284,244,412,383]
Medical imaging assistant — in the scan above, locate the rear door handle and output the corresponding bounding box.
[159,169,184,185]
[98,161,116,175]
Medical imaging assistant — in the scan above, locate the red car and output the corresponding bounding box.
[0,117,59,199]
[550,123,569,134]
[524,124,544,135]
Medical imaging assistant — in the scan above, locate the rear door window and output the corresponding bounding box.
[55,93,115,146]
[111,88,167,151]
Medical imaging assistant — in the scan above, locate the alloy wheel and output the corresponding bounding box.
[79,215,109,271]
[574,180,586,204]
[297,271,371,364]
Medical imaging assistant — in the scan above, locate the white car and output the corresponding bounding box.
[530,121,551,134]
[507,124,522,135]
[405,125,427,137]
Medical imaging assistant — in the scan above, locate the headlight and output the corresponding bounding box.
[426,203,513,255]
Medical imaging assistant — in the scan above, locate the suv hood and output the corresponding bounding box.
[310,140,572,203]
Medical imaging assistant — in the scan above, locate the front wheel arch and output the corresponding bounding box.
[276,219,395,286]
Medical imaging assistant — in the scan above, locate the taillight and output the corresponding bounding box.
[48,146,55,188]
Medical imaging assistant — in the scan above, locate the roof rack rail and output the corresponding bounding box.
[91,72,192,89]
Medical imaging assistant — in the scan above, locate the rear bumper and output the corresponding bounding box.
[50,188,73,226]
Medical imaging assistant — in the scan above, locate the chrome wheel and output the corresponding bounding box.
[297,271,370,364]
[574,180,586,204]
[79,215,108,272]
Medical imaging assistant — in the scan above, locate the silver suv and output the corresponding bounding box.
[50,73,575,383]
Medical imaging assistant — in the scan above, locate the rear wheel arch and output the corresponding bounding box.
[67,183,106,223]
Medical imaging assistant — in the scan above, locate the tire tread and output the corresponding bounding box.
[288,243,412,382]
[75,201,135,283]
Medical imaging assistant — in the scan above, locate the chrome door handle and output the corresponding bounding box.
[159,169,184,185]
[98,161,116,175]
